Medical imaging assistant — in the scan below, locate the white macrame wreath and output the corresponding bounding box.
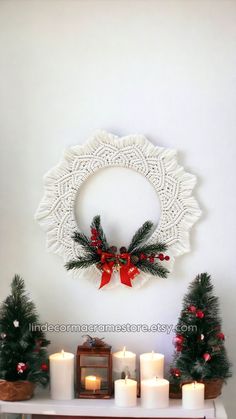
[35,131,201,289]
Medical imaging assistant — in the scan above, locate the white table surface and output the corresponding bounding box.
[0,390,227,419]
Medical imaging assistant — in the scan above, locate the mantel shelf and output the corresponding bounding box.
[0,390,228,419]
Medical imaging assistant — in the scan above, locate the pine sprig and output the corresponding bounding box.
[91,215,109,251]
[65,216,170,284]
[65,256,100,271]
[72,231,97,255]
[132,242,167,256]
[128,221,154,253]
[136,259,169,278]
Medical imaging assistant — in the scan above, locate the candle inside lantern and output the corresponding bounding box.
[49,350,74,400]
[182,382,205,409]
[85,375,101,391]
[141,376,169,408]
[140,351,164,380]
[113,347,136,380]
[115,377,137,407]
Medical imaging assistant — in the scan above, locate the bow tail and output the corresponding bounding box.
[120,264,140,287]
[99,262,114,289]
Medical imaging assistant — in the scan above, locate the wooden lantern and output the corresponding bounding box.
[77,336,112,399]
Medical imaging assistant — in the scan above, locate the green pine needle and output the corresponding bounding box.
[72,231,97,255]
[65,256,99,270]
[136,259,169,278]
[132,242,168,256]
[128,221,154,253]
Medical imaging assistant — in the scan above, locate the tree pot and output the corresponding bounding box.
[169,378,224,399]
[0,380,35,401]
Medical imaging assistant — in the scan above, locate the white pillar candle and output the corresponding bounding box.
[85,375,101,391]
[182,382,205,409]
[141,377,169,408]
[140,351,164,380]
[49,350,74,400]
[113,347,136,380]
[115,378,137,407]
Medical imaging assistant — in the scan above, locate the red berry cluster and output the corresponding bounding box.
[139,253,170,263]
[90,228,102,248]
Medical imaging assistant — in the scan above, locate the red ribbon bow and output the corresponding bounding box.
[99,252,140,289]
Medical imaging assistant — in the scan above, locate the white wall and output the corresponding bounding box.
[0,0,236,416]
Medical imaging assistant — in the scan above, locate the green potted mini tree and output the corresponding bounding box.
[0,275,50,401]
[169,273,231,399]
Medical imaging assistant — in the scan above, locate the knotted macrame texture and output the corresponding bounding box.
[35,131,201,289]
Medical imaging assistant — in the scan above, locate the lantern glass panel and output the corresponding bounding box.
[80,355,108,367]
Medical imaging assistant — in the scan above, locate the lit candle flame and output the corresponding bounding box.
[125,375,128,384]
[123,346,126,357]
[61,349,65,358]
[152,350,154,358]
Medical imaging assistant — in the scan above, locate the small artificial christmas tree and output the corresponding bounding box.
[0,275,50,388]
[169,273,231,396]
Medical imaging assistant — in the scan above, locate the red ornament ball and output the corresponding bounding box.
[164,255,170,261]
[203,353,211,362]
[171,368,181,377]
[196,310,205,319]
[41,363,49,372]
[17,362,27,374]
[140,253,147,260]
[217,332,225,340]
[149,257,155,263]
[174,334,184,345]
[188,305,197,313]
[158,253,164,261]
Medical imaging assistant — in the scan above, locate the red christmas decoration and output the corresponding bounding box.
[188,305,197,313]
[174,334,184,345]
[171,367,181,377]
[17,362,28,374]
[173,334,184,352]
[164,255,170,261]
[41,363,49,372]
[217,332,225,341]
[149,256,155,263]
[99,251,140,288]
[158,253,164,261]
[196,310,205,319]
[203,353,211,362]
